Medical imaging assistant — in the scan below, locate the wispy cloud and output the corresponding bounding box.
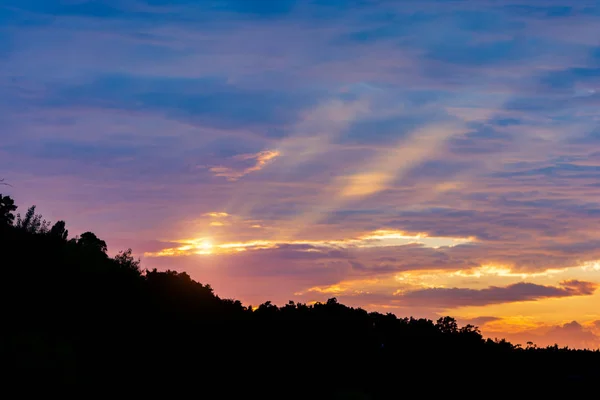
[4,0,600,347]
[393,280,598,308]
[209,150,280,181]
[144,228,473,257]
[337,123,465,198]
[204,212,230,218]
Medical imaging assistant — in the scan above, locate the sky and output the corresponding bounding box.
[2,0,600,349]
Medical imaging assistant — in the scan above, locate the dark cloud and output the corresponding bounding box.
[459,316,503,327]
[395,280,598,308]
[389,207,562,242]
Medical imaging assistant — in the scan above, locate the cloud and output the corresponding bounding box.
[459,316,503,327]
[394,280,598,308]
[497,320,600,349]
[204,212,229,218]
[5,0,600,349]
[144,228,473,258]
[338,123,466,198]
[273,121,468,238]
[209,150,280,181]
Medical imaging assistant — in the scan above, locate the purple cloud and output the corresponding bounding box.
[2,1,600,350]
[394,280,598,308]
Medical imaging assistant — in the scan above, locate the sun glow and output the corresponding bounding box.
[198,240,214,254]
[156,238,216,256]
[144,229,475,258]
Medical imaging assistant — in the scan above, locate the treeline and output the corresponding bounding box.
[1,194,599,397]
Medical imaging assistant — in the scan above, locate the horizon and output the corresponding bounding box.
[2,0,600,349]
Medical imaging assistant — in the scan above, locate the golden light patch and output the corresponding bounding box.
[450,292,600,325]
[300,278,380,297]
[393,271,447,289]
[204,212,229,218]
[273,122,468,239]
[582,261,600,272]
[144,229,474,257]
[308,284,345,295]
[148,238,216,257]
[340,172,391,197]
[483,316,544,333]
[451,265,568,279]
[358,229,472,249]
[434,181,463,192]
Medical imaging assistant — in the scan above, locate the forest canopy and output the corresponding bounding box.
[1,194,599,397]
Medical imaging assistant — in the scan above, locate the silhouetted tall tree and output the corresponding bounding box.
[0,194,16,226]
[436,316,458,334]
[78,231,107,253]
[49,220,69,241]
[114,248,140,272]
[15,205,50,233]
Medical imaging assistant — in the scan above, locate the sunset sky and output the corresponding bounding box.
[3,0,600,348]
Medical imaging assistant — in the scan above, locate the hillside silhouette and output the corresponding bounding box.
[1,194,599,398]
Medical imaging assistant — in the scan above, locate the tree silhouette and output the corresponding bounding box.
[15,205,50,233]
[0,194,16,226]
[1,194,599,397]
[436,316,459,334]
[114,248,140,272]
[78,231,108,253]
[49,220,69,240]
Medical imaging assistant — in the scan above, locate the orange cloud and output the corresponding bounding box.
[204,212,230,218]
[210,150,279,181]
[487,320,600,349]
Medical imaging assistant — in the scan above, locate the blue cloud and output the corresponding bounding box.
[340,113,444,146]
[539,67,600,92]
[568,129,600,145]
[493,163,600,179]
[5,0,600,315]
[404,159,474,182]
[426,38,544,66]
[448,124,516,156]
[207,0,297,16]
[44,74,323,130]
[451,9,524,32]
[35,140,138,161]
[502,5,576,18]
[2,0,125,18]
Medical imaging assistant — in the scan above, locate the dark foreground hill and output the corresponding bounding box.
[1,195,599,398]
